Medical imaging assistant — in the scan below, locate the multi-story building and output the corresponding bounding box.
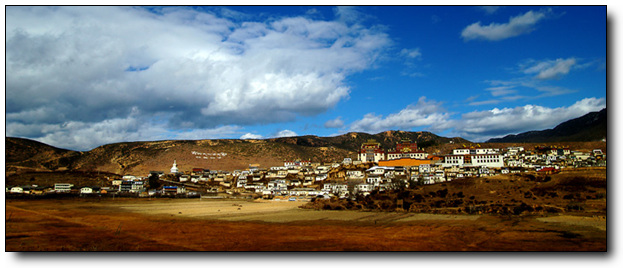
[358,139,385,163]
[444,148,504,168]
[386,139,429,160]
[468,154,504,168]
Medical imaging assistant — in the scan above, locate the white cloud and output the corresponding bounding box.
[6,6,391,150]
[450,97,606,141]
[240,133,264,139]
[479,6,501,14]
[400,48,422,59]
[349,97,450,133]
[486,86,518,97]
[399,47,424,77]
[461,9,550,41]
[334,6,370,24]
[473,56,580,106]
[275,129,298,138]
[324,117,345,128]
[522,58,577,80]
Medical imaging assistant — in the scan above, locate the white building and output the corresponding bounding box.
[366,166,393,176]
[452,149,470,155]
[469,154,504,168]
[54,183,73,192]
[80,187,99,194]
[442,155,465,167]
[346,170,364,179]
[122,175,139,181]
[315,174,328,181]
[419,164,431,173]
[323,183,348,194]
[355,183,373,194]
[358,140,385,163]
[10,186,25,194]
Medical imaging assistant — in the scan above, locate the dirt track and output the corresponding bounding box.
[6,198,606,251]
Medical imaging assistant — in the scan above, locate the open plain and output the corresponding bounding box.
[6,197,606,251]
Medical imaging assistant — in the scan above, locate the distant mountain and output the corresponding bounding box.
[487,108,607,143]
[5,131,469,175]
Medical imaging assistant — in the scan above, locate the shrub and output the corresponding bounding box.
[566,202,585,211]
[436,189,448,198]
[513,203,534,215]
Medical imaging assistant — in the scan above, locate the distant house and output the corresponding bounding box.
[315,174,328,182]
[163,186,178,195]
[119,181,144,193]
[248,164,260,172]
[10,186,28,194]
[54,183,73,193]
[119,181,133,192]
[122,175,139,181]
[289,188,323,197]
[30,186,46,195]
[346,170,364,179]
[81,186,101,194]
[323,183,348,194]
[355,183,372,195]
[191,168,205,175]
[284,160,311,168]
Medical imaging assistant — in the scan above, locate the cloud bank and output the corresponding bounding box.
[451,97,606,141]
[345,96,605,142]
[6,6,390,150]
[349,97,450,133]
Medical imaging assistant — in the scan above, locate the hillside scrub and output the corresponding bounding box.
[301,169,606,216]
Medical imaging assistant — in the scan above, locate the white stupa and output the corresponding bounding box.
[170,160,179,174]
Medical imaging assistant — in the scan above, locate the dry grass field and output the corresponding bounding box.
[6,197,606,251]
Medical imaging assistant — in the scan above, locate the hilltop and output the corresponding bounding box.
[5,131,468,176]
[5,137,83,173]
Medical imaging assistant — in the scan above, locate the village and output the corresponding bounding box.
[7,139,607,200]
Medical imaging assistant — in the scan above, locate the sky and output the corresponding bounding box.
[4,5,607,151]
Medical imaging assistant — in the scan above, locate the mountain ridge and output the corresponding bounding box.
[6,131,469,175]
[486,108,607,143]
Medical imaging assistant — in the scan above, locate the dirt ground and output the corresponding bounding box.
[5,198,606,251]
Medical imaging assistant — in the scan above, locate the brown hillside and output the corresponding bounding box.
[5,131,467,176]
[5,137,82,175]
[69,139,355,175]
[5,133,606,177]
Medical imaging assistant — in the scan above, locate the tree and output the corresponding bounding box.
[148,173,161,190]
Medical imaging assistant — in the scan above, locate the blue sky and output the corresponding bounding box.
[5,6,607,151]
